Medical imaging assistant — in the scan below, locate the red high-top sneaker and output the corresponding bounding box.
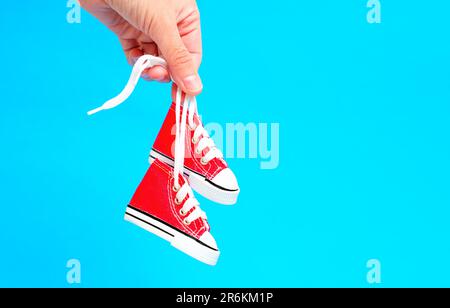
[125,158,220,266]
[150,85,240,205]
[87,55,222,265]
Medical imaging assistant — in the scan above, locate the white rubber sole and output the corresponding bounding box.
[124,206,219,266]
[149,150,239,205]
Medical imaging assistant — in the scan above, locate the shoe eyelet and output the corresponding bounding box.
[192,136,198,144]
[200,157,208,165]
[172,184,180,192]
[179,209,186,216]
[174,197,182,205]
[195,148,201,155]
[189,124,197,131]
[183,218,190,225]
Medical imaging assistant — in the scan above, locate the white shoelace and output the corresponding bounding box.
[87,55,167,115]
[185,96,223,165]
[87,55,206,225]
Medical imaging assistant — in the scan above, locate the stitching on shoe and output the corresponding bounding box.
[154,159,200,238]
[166,172,198,238]
[209,158,223,179]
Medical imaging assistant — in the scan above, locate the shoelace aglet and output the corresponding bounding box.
[87,98,118,116]
[87,106,104,116]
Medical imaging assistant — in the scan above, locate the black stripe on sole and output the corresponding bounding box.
[126,205,218,252]
[205,178,240,192]
[125,212,174,238]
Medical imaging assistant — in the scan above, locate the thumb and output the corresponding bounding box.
[151,18,202,95]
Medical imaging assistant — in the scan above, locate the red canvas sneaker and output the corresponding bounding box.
[125,158,220,266]
[150,86,240,205]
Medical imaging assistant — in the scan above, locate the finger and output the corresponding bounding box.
[120,38,168,81]
[149,15,202,95]
[140,40,170,81]
[145,66,170,81]
[119,38,143,65]
[178,9,202,71]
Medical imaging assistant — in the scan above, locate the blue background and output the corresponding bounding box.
[0,1,449,287]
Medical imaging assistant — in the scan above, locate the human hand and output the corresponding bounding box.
[80,0,203,95]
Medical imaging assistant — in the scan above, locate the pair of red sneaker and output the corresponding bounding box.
[88,55,239,265]
[127,87,239,266]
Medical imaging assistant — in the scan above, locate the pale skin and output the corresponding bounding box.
[80,0,203,96]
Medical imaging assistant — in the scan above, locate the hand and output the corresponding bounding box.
[80,0,203,95]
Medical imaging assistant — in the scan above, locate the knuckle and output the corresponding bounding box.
[169,47,192,67]
[189,9,200,20]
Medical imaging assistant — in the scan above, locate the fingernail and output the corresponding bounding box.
[182,74,203,93]
[142,74,152,81]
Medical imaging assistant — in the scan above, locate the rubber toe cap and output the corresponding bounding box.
[211,168,239,191]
